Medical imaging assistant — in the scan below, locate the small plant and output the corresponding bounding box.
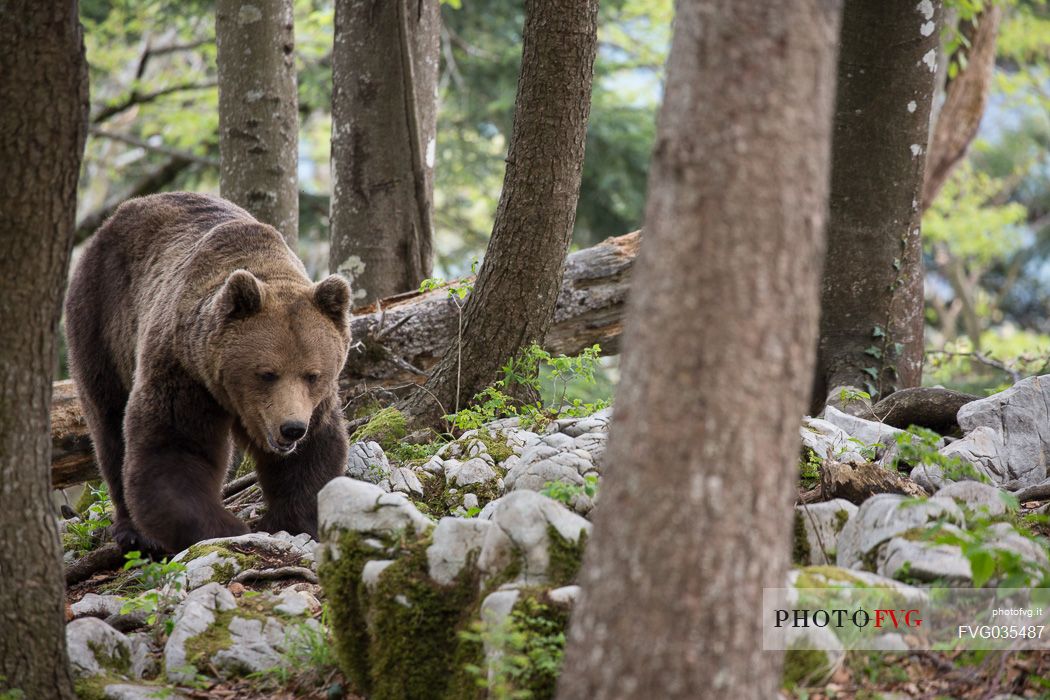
[445,343,609,433]
[0,676,24,700]
[919,512,1050,588]
[838,387,871,410]
[119,551,188,633]
[460,597,566,699]
[799,449,822,488]
[251,607,339,690]
[540,475,599,507]
[893,425,989,483]
[64,483,113,554]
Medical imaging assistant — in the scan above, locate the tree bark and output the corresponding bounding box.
[329,0,440,305]
[0,2,88,697]
[813,0,941,412]
[48,231,639,486]
[399,0,600,428]
[557,2,841,698]
[216,0,299,245]
[922,4,1002,209]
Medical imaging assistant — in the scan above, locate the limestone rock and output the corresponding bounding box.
[70,593,126,620]
[836,494,964,570]
[934,480,1011,517]
[956,375,1050,487]
[164,583,237,683]
[318,477,433,541]
[477,491,591,586]
[66,617,135,679]
[427,517,492,586]
[346,441,392,484]
[794,499,857,565]
[877,537,972,583]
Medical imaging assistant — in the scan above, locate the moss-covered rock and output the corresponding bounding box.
[350,407,408,453]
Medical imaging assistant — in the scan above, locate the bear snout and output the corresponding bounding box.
[280,420,308,442]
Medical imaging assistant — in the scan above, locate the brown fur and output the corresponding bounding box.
[65,192,351,555]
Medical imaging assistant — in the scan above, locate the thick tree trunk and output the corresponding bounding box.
[0,2,89,697]
[813,0,941,412]
[216,0,299,245]
[48,232,638,486]
[922,4,1002,209]
[557,2,841,698]
[400,0,599,428]
[329,0,439,305]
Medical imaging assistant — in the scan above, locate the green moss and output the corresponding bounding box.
[793,565,866,589]
[350,407,408,452]
[318,531,381,695]
[73,676,111,700]
[782,646,831,687]
[367,537,479,700]
[183,608,235,669]
[319,529,483,700]
[87,640,131,676]
[75,481,104,514]
[183,544,259,572]
[834,508,851,532]
[546,525,586,586]
[473,430,514,464]
[234,453,256,478]
[793,512,811,565]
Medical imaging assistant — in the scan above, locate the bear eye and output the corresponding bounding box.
[305,372,320,385]
[258,371,279,383]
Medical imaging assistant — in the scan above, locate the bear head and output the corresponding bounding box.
[209,269,351,456]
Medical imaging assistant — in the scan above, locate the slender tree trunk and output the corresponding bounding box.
[329,0,439,305]
[400,0,599,428]
[813,0,941,411]
[557,1,841,698]
[0,2,89,697]
[922,4,1002,209]
[216,0,299,245]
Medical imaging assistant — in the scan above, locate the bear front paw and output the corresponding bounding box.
[110,518,166,558]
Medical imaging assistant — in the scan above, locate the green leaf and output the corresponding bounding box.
[969,549,996,587]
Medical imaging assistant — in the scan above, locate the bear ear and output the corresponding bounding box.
[218,270,263,320]
[313,275,350,327]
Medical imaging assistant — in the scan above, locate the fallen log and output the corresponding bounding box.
[50,231,639,488]
[820,460,928,504]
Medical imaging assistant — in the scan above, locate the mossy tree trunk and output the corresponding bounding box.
[557,1,841,698]
[399,0,600,429]
[216,0,299,245]
[329,0,440,306]
[812,0,941,411]
[0,1,89,697]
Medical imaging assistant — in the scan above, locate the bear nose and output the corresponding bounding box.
[280,421,307,442]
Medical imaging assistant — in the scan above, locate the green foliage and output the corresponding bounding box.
[920,514,1050,588]
[0,676,24,700]
[893,425,990,483]
[64,483,113,555]
[460,597,567,700]
[799,449,822,488]
[540,475,598,507]
[119,551,188,633]
[445,344,609,433]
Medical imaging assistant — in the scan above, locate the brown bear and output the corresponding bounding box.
[65,192,351,555]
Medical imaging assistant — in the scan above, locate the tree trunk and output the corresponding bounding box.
[557,2,841,698]
[922,4,1002,209]
[813,0,941,412]
[329,0,440,305]
[216,0,299,245]
[0,2,88,697]
[400,0,599,428]
[48,231,639,487]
